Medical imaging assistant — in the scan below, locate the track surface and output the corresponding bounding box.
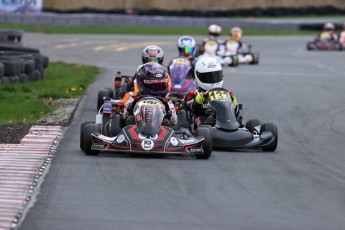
[20,34,345,230]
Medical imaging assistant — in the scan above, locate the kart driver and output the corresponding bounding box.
[167,35,198,76]
[229,26,249,53]
[119,45,171,104]
[184,57,242,128]
[318,22,338,42]
[123,62,177,127]
[199,24,226,55]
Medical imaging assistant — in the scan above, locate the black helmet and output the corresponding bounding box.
[135,62,169,96]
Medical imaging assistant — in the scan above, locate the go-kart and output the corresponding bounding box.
[221,39,259,65]
[197,40,239,67]
[167,57,197,112]
[80,97,213,159]
[168,57,196,93]
[306,39,343,51]
[97,71,133,111]
[178,88,277,151]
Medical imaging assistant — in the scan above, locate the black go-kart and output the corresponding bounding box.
[177,88,278,151]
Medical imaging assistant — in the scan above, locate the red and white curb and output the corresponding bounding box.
[0,126,62,230]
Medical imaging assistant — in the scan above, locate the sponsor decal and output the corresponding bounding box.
[92,143,106,149]
[170,137,178,146]
[207,62,217,68]
[189,147,202,153]
[141,139,154,151]
[156,73,163,78]
[117,134,125,143]
[103,102,112,113]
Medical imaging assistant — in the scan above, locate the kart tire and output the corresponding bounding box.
[102,113,111,136]
[80,121,95,151]
[250,53,260,65]
[261,123,278,152]
[195,125,213,159]
[229,55,239,67]
[105,87,114,98]
[246,119,261,133]
[109,114,122,137]
[97,88,112,111]
[84,124,100,155]
[306,42,314,51]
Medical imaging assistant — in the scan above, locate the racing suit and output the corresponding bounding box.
[318,31,338,42]
[123,93,177,127]
[184,88,241,128]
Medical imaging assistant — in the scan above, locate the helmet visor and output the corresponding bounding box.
[143,79,168,94]
[197,70,223,84]
[180,46,195,57]
[148,58,159,63]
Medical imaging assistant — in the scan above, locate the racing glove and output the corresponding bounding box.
[195,93,204,104]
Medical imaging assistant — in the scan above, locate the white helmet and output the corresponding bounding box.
[194,57,224,91]
[208,24,222,37]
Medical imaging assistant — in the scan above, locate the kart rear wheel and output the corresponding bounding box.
[80,121,94,151]
[109,114,122,137]
[195,125,213,159]
[250,53,259,65]
[97,88,113,111]
[261,123,278,152]
[102,113,111,136]
[246,119,261,133]
[84,124,100,155]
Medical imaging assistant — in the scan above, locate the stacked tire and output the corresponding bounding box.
[0,44,49,85]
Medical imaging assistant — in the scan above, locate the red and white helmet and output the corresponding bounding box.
[208,24,222,37]
[324,22,335,31]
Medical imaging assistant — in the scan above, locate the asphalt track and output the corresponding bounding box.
[20,34,345,230]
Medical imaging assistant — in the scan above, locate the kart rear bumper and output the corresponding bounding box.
[213,127,275,149]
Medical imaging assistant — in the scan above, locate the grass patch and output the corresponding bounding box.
[0,23,319,35]
[0,62,99,124]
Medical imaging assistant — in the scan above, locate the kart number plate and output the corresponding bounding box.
[172,58,190,65]
[103,102,112,113]
[208,90,231,101]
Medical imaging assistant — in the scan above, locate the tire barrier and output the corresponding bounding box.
[0,45,49,86]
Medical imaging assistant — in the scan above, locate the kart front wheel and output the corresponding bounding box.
[246,119,261,133]
[195,125,213,159]
[261,123,278,152]
[250,53,259,65]
[84,124,100,155]
[80,121,94,151]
